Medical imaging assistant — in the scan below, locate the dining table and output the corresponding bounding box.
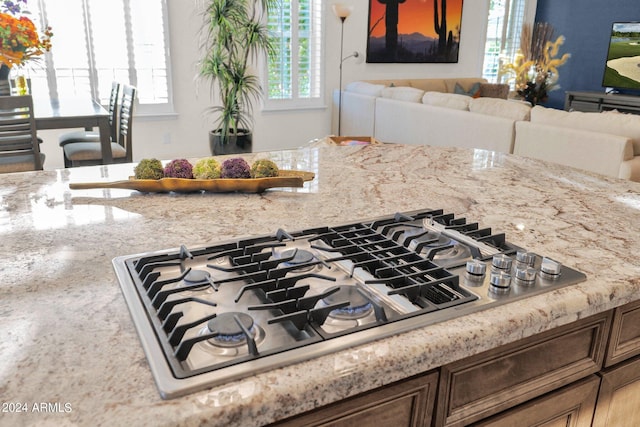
[32,96,113,163]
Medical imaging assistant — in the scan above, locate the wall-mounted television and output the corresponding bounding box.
[602,22,640,91]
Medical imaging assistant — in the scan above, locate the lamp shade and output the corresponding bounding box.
[332,4,353,20]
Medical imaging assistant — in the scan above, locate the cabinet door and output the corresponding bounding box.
[270,371,438,427]
[473,375,599,427]
[593,356,640,427]
[604,299,640,367]
[434,311,610,427]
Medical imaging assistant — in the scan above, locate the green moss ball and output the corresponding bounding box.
[134,158,164,180]
[193,158,222,179]
[250,159,279,178]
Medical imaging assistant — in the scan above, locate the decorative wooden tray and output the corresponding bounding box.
[69,170,315,193]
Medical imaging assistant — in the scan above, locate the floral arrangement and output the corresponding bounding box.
[0,0,52,69]
[500,23,570,105]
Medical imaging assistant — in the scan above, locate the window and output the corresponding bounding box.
[482,0,537,84]
[265,0,323,110]
[26,0,172,115]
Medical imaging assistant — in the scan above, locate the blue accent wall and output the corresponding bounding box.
[535,0,640,109]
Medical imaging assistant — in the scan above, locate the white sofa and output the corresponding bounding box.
[333,79,640,182]
[333,78,527,154]
[514,106,640,181]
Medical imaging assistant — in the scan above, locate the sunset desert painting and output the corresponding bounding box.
[367,0,464,63]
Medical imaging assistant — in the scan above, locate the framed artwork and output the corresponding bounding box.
[367,0,464,63]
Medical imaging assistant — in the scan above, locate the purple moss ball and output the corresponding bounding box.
[220,157,251,179]
[163,159,194,179]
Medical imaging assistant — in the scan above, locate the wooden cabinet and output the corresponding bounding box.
[270,300,640,426]
[592,355,640,427]
[270,370,438,427]
[592,299,640,427]
[472,375,600,427]
[604,299,640,367]
[565,91,640,114]
[434,311,611,427]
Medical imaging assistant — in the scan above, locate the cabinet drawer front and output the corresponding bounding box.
[473,375,600,427]
[436,311,611,427]
[605,299,640,367]
[272,371,438,427]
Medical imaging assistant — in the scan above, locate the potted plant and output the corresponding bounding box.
[199,0,274,155]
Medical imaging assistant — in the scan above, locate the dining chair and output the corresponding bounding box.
[59,81,121,148]
[0,80,10,96]
[63,84,137,167]
[0,95,45,173]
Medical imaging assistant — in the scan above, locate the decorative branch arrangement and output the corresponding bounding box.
[501,22,570,105]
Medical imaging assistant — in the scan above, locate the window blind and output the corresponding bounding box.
[27,0,171,114]
[266,0,323,109]
[482,0,533,84]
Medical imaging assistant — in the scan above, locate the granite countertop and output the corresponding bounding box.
[1,143,640,426]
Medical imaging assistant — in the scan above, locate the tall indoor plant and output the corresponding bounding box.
[200,0,274,155]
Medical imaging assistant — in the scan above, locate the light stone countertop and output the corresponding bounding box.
[1,143,639,427]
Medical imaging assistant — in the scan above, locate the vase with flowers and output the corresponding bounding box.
[0,0,52,95]
[500,22,569,106]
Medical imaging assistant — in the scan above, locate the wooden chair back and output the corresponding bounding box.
[0,95,43,172]
[117,84,136,163]
[107,81,121,140]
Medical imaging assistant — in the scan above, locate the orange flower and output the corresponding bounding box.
[0,11,52,68]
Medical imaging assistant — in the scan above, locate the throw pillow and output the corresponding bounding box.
[479,83,510,99]
[454,82,481,98]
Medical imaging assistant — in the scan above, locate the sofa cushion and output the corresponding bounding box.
[422,92,471,111]
[381,86,425,103]
[409,79,448,93]
[454,82,481,98]
[470,97,531,121]
[345,81,386,97]
[531,106,640,153]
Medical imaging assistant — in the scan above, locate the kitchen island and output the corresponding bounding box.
[1,143,639,426]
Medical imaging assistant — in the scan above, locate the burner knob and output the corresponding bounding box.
[466,259,487,276]
[515,266,537,285]
[492,254,512,271]
[540,257,562,279]
[489,271,511,294]
[516,250,536,267]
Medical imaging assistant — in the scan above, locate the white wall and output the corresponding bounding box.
[40,0,490,170]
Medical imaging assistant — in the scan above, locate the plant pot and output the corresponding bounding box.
[209,129,252,156]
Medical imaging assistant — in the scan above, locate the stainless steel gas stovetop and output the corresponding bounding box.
[112,208,586,399]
